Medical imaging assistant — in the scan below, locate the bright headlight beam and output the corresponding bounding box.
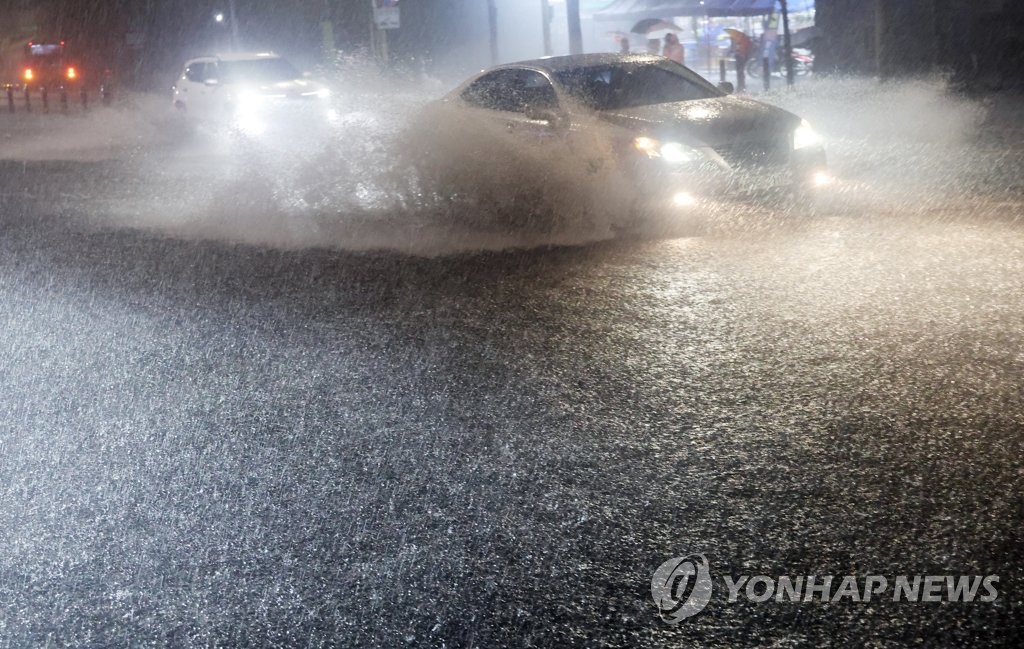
[794,120,823,150]
[634,137,697,164]
[672,191,696,207]
[234,89,264,108]
[234,113,266,136]
[634,136,659,156]
[660,142,695,164]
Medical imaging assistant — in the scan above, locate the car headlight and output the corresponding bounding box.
[660,141,697,164]
[234,112,267,136]
[793,120,823,150]
[633,137,698,164]
[233,89,265,110]
[634,136,659,156]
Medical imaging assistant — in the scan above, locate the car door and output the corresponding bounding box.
[179,59,221,117]
[457,67,594,208]
[459,66,578,182]
[460,68,566,140]
[176,60,205,111]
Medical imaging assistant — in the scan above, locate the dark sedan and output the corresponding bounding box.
[412,53,829,222]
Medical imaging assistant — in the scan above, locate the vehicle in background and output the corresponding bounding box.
[3,41,84,91]
[746,47,815,79]
[171,52,331,135]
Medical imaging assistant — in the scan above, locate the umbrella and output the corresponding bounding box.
[630,18,681,41]
[723,28,749,42]
[720,27,753,56]
[790,25,822,47]
[630,18,673,34]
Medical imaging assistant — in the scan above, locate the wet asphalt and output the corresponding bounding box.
[1,86,1023,647]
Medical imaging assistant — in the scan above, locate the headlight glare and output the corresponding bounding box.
[634,136,659,156]
[234,89,265,109]
[660,141,696,164]
[794,120,822,150]
[634,137,697,164]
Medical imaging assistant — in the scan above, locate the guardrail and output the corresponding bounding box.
[3,85,113,114]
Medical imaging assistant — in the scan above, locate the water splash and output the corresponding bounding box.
[2,68,1017,254]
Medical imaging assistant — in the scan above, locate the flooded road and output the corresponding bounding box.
[0,79,1022,646]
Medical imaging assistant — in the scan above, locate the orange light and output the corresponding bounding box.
[66,67,77,79]
[23,68,33,81]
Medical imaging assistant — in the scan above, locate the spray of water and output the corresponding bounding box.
[1,61,1015,255]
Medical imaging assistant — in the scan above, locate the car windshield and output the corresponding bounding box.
[27,43,63,57]
[553,61,721,110]
[218,58,300,83]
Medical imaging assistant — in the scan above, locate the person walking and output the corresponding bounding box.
[762,12,780,76]
[725,28,753,91]
[663,33,684,64]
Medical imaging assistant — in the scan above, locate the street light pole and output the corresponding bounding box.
[487,0,499,64]
[540,0,553,56]
[780,0,793,86]
[567,0,583,55]
[227,0,240,50]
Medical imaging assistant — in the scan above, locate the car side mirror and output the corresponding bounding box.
[525,105,563,127]
[717,81,734,95]
[204,78,219,87]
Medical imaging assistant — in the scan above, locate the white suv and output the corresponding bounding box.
[172,52,330,132]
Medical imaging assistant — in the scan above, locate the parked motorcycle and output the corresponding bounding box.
[746,47,814,79]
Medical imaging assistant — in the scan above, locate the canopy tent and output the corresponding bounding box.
[592,0,815,21]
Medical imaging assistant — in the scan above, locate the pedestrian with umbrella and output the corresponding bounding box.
[724,28,753,91]
[630,19,683,58]
[663,32,684,64]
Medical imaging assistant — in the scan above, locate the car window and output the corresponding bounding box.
[519,70,559,111]
[554,61,720,110]
[461,69,559,113]
[184,62,206,83]
[217,58,301,83]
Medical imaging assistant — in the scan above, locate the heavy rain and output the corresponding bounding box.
[0,1,1022,646]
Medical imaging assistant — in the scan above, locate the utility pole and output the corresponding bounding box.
[487,0,498,64]
[540,0,553,56]
[780,0,793,86]
[227,0,240,50]
[567,0,583,55]
[321,0,335,58]
[873,0,887,77]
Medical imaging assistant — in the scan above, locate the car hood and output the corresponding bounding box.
[596,96,802,146]
[237,78,326,97]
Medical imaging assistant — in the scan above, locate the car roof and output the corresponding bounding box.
[184,52,282,65]
[498,53,664,73]
[214,51,282,62]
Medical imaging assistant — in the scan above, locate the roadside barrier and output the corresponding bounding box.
[2,85,112,114]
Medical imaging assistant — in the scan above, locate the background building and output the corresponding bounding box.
[4,0,1023,89]
[815,0,1024,87]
